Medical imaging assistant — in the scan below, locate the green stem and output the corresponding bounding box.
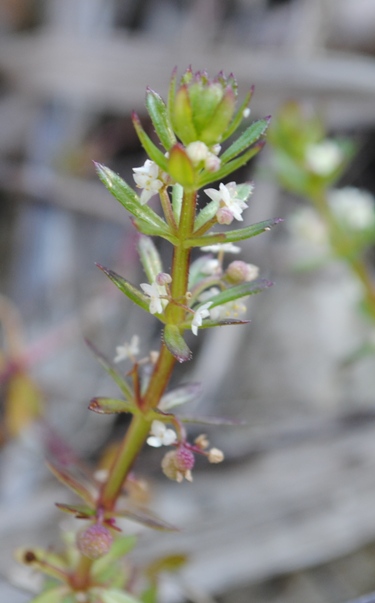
[70,555,93,591]
[99,191,197,510]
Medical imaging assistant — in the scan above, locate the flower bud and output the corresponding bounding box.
[170,69,238,146]
[226,261,259,283]
[208,447,224,463]
[161,446,195,483]
[216,207,234,225]
[76,524,113,560]
[156,272,172,286]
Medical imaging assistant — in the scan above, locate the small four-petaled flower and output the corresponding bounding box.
[133,159,164,205]
[191,301,213,336]
[147,420,177,448]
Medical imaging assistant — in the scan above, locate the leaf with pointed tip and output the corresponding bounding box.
[132,113,169,172]
[85,340,133,401]
[132,217,178,244]
[220,118,270,164]
[172,183,183,223]
[95,164,169,235]
[114,506,178,532]
[187,218,283,247]
[197,318,250,329]
[96,589,143,603]
[146,554,188,579]
[96,265,151,314]
[137,235,163,284]
[167,144,195,188]
[194,199,219,232]
[197,143,263,188]
[55,503,95,518]
[159,382,202,411]
[28,587,69,603]
[146,88,176,151]
[221,88,254,142]
[46,463,95,505]
[163,324,192,363]
[89,397,138,416]
[92,535,138,578]
[181,415,246,426]
[208,279,273,308]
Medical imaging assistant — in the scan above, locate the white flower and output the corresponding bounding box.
[211,300,247,321]
[147,420,177,448]
[204,182,248,222]
[114,335,140,363]
[243,107,251,118]
[288,206,328,246]
[200,258,221,276]
[200,243,241,254]
[140,281,165,314]
[133,159,163,205]
[186,141,209,164]
[191,301,213,336]
[328,187,375,230]
[305,141,343,176]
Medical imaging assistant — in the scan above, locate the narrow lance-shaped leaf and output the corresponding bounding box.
[114,506,178,532]
[92,535,138,579]
[96,265,150,313]
[132,113,169,172]
[46,463,95,505]
[94,164,169,235]
[89,397,139,416]
[85,339,134,401]
[55,503,95,518]
[163,324,192,363]
[194,199,219,232]
[172,183,183,223]
[197,142,264,188]
[196,318,250,330]
[132,217,178,244]
[186,217,283,248]
[137,235,163,284]
[221,87,254,142]
[146,88,176,151]
[220,117,271,164]
[159,382,202,410]
[208,279,273,308]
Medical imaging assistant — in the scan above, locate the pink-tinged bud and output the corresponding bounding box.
[161,446,195,483]
[76,524,113,560]
[216,207,234,225]
[156,272,172,286]
[175,446,195,471]
[226,261,259,283]
[205,153,221,172]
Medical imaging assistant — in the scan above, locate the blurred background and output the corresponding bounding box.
[2,0,375,602]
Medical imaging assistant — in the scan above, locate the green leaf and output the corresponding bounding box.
[170,85,197,145]
[208,279,273,308]
[163,324,192,363]
[55,503,95,518]
[140,585,158,603]
[220,118,270,164]
[132,113,169,172]
[94,589,142,603]
[89,397,138,415]
[29,587,69,603]
[93,535,138,578]
[114,505,178,531]
[221,87,254,142]
[194,199,219,232]
[146,553,188,579]
[186,217,283,247]
[137,235,163,283]
[96,265,150,313]
[172,183,183,223]
[47,463,95,505]
[85,340,134,401]
[146,88,176,151]
[132,217,178,244]
[197,143,263,188]
[159,382,202,410]
[167,144,196,188]
[95,164,169,235]
[180,415,246,425]
[197,318,250,329]
[199,88,236,146]
[16,548,68,582]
